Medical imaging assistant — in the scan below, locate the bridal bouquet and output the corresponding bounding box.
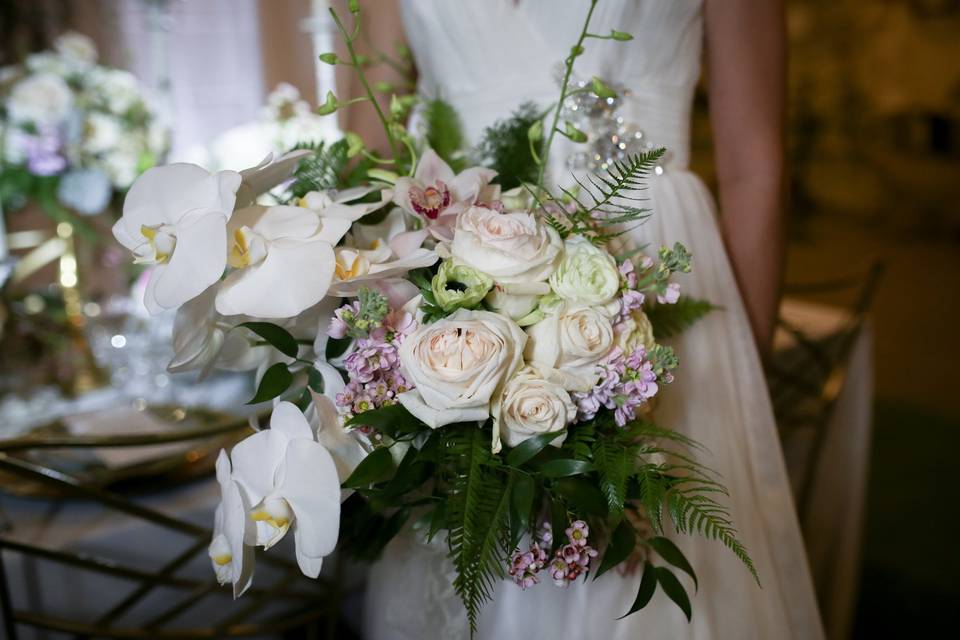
[112,0,754,633]
[0,32,168,219]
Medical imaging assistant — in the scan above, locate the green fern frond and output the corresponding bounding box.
[646,296,717,339]
[562,421,597,460]
[474,102,541,189]
[284,139,349,199]
[593,439,631,517]
[423,97,466,170]
[667,489,759,584]
[445,426,512,635]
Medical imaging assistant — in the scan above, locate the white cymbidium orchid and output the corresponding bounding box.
[215,204,351,318]
[209,450,255,597]
[113,163,241,314]
[327,246,437,298]
[300,185,391,222]
[390,148,497,256]
[229,402,341,578]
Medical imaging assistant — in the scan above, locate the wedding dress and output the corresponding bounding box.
[364,1,825,638]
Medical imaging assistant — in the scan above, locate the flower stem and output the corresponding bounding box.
[535,0,599,192]
[329,7,399,160]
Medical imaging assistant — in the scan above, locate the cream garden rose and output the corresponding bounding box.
[549,235,620,306]
[615,308,656,353]
[495,366,576,453]
[525,303,616,392]
[397,309,526,429]
[450,206,562,285]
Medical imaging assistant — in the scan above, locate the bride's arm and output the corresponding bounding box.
[704,0,787,359]
[333,0,410,155]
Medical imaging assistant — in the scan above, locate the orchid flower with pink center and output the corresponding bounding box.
[390,148,496,256]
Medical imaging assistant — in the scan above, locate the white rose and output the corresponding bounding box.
[615,309,655,353]
[484,285,540,322]
[55,32,98,68]
[496,366,575,452]
[450,206,562,285]
[549,235,620,306]
[83,112,123,154]
[525,303,615,392]
[397,309,526,430]
[7,73,73,126]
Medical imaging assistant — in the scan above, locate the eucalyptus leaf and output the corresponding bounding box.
[552,476,607,515]
[239,322,299,359]
[648,536,698,591]
[618,561,657,619]
[343,447,395,488]
[506,430,565,467]
[655,566,692,621]
[510,473,535,547]
[540,459,594,478]
[246,363,293,404]
[593,519,636,581]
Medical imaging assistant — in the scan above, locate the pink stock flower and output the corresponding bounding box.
[658,282,680,304]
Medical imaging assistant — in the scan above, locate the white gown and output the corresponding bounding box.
[364,1,825,638]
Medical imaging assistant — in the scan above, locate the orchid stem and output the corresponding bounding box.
[329,7,400,161]
[535,0,599,192]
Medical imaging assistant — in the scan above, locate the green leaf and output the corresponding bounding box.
[591,76,616,99]
[540,459,594,478]
[611,30,633,41]
[562,121,588,143]
[594,519,636,581]
[474,102,541,190]
[618,561,657,618]
[593,438,630,517]
[655,566,692,622]
[246,363,293,404]
[343,447,395,488]
[238,322,300,358]
[325,336,352,360]
[506,430,564,467]
[648,536,698,591]
[646,296,717,339]
[510,472,535,547]
[306,366,325,393]
[319,52,339,65]
[553,476,607,516]
[423,98,466,170]
[317,91,338,116]
[346,403,425,440]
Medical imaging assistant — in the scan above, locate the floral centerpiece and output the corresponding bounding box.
[111,1,755,634]
[0,32,168,220]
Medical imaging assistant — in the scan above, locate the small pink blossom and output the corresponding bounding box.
[658,282,680,304]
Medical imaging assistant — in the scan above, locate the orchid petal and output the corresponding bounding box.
[230,205,319,241]
[309,390,367,485]
[237,150,310,205]
[449,166,498,203]
[150,212,228,311]
[229,430,288,503]
[118,163,240,241]
[389,228,429,258]
[414,148,455,184]
[216,240,335,318]
[276,439,341,578]
[270,401,315,442]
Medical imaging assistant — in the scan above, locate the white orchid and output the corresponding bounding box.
[112,163,241,315]
[209,450,255,597]
[235,150,312,207]
[215,204,350,318]
[167,285,264,376]
[300,185,391,222]
[390,149,497,256]
[228,402,341,578]
[309,391,368,501]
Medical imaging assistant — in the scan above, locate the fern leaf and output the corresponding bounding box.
[423,98,466,171]
[446,426,513,635]
[593,438,631,518]
[646,296,717,339]
[474,102,541,189]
